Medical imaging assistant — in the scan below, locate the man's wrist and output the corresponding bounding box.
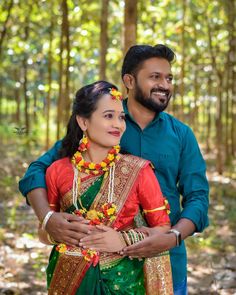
[167,229,182,247]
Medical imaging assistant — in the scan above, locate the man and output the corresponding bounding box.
[19,44,209,294]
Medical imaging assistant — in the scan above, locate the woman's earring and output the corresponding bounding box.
[78,133,89,152]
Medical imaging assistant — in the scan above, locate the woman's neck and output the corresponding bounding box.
[83,145,111,163]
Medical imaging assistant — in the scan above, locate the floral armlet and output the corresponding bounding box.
[143,199,171,215]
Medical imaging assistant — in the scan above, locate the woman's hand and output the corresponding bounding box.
[79,225,125,253]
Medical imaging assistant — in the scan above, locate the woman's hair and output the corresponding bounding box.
[121,44,176,80]
[59,80,118,158]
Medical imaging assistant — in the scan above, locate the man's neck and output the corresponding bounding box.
[127,98,156,130]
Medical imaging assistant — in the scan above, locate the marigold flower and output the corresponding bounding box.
[56,244,67,253]
[87,209,98,220]
[107,154,114,161]
[107,207,116,216]
[88,163,96,169]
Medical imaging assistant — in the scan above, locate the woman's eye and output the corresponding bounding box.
[120,115,126,121]
[105,113,113,119]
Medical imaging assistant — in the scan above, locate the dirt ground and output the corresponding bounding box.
[0,140,235,295]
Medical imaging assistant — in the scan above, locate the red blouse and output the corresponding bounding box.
[46,157,170,230]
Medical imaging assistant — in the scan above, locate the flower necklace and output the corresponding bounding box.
[56,146,119,263]
[71,145,120,175]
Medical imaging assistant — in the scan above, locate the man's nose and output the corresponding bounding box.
[157,78,169,89]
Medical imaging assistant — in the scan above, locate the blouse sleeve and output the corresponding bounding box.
[137,164,170,227]
[46,163,60,212]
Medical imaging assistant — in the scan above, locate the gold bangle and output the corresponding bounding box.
[47,233,57,245]
[122,231,131,246]
[118,233,127,248]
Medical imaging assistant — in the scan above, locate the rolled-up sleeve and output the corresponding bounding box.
[19,140,62,197]
[178,128,209,232]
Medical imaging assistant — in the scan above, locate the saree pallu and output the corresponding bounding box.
[46,155,173,295]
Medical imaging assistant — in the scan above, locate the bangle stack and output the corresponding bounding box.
[121,230,146,246]
[41,211,54,230]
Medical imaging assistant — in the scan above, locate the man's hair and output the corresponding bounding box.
[121,44,176,80]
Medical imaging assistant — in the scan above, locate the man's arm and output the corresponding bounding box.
[19,141,94,246]
[19,141,62,197]
[122,218,195,257]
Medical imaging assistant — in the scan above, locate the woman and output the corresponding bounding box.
[39,81,173,294]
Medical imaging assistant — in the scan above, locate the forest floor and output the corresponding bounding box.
[0,136,235,295]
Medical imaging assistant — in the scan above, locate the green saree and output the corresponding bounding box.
[46,155,173,295]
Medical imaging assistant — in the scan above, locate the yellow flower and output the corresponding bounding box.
[57,243,67,253]
[107,207,116,216]
[107,154,114,161]
[88,163,95,169]
[87,210,98,220]
[114,145,120,152]
[97,212,104,218]
[100,161,107,168]
[110,88,123,100]
[80,209,86,214]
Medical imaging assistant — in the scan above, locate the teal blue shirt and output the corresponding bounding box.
[19,99,209,286]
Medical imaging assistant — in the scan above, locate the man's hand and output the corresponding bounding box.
[46,212,98,246]
[79,225,125,252]
[122,230,176,258]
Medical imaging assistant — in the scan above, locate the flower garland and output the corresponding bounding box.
[71,145,120,176]
[55,204,117,264]
[74,202,117,225]
[56,147,120,263]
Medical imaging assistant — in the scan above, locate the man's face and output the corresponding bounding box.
[133,57,173,113]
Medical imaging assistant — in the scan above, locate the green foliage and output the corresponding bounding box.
[0,0,235,173]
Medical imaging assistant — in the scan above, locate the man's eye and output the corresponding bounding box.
[167,77,173,83]
[151,75,159,79]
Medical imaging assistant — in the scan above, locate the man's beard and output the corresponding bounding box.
[134,84,171,113]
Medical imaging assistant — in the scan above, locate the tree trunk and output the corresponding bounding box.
[207,19,223,174]
[123,0,137,55]
[179,0,187,120]
[14,70,20,124]
[0,0,13,57]
[206,76,213,154]
[99,0,109,80]
[46,16,54,149]
[23,22,29,134]
[57,0,70,139]
[225,0,236,158]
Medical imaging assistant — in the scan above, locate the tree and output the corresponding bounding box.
[123,0,137,54]
[56,0,70,139]
[99,0,109,80]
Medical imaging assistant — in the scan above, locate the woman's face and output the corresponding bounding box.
[79,94,126,149]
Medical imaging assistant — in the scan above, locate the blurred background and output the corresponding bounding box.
[0,0,235,294]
